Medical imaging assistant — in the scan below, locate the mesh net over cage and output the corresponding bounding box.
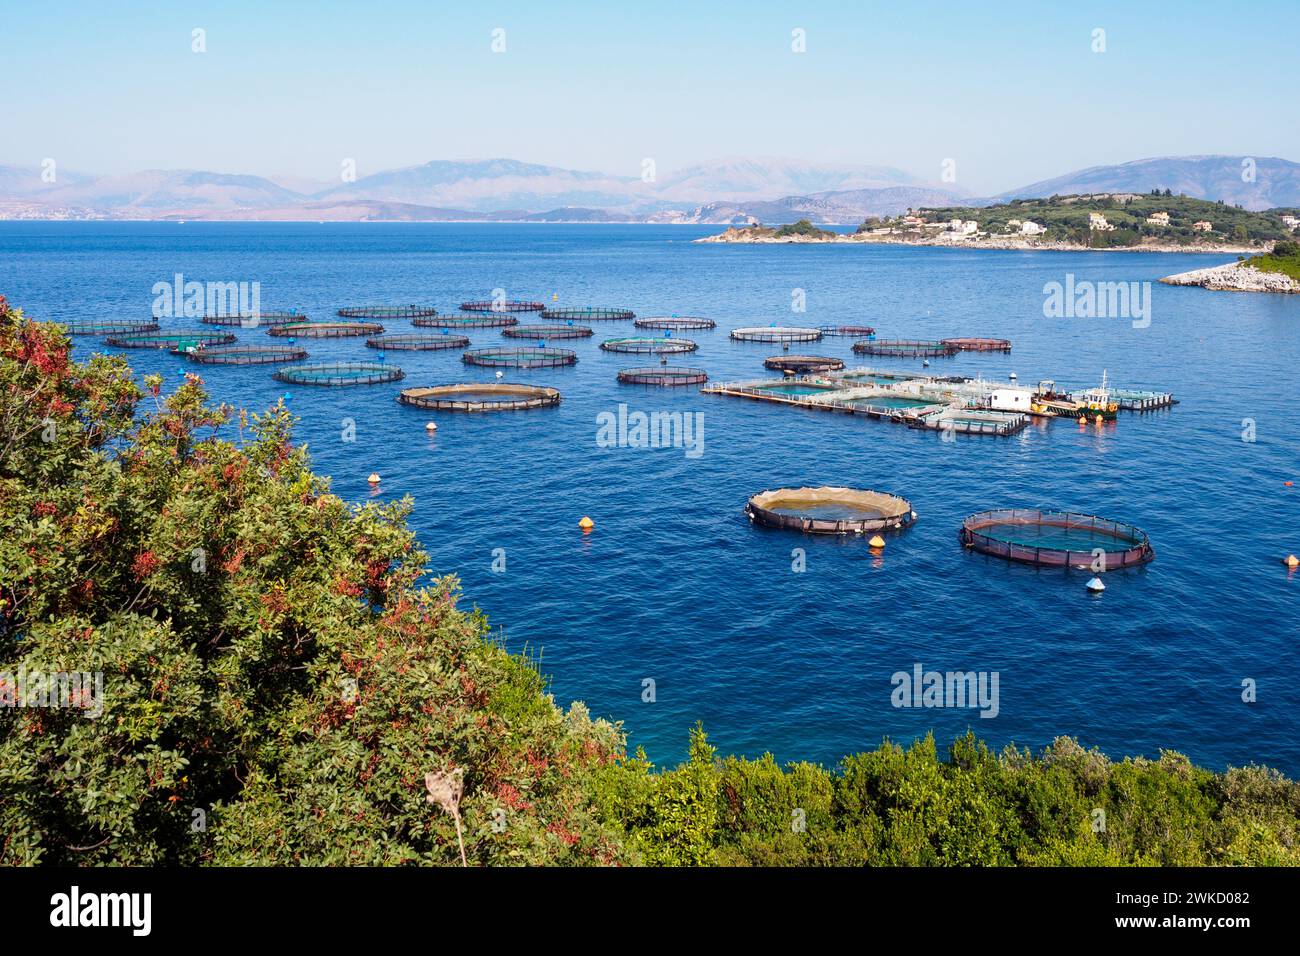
[818,324,876,337]
[941,337,1012,352]
[274,361,405,386]
[763,354,845,373]
[502,324,594,339]
[186,345,308,365]
[365,333,470,351]
[600,336,697,354]
[63,319,160,336]
[853,339,959,357]
[462,346,577,368]
[201,311,304,327]
[105,330,236,350]
[616,366,709,386]
[634,316,716,331]
[399,383,561,411]
[746,487,916,535]
[959,509,1154,570]
[337,305,437,320]
[730,326,823,343]
[459,300,545,313]
[413,314,519,329]
[540,307,635,321]
[268,321,383,338]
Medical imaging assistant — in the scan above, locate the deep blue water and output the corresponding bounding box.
[3,222,1298,773]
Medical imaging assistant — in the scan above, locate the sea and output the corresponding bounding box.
[3,221,1297,774]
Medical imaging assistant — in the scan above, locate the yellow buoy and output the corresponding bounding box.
[868,534,885,548]
[579,516,594,531]
[1094,414,1104,425]
[1286,554,1299,568]
[367,472,381,484]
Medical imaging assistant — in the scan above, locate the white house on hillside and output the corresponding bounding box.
[1020,220,1046,235]
[1146,211,1170,227]
[1089,212,1116,231]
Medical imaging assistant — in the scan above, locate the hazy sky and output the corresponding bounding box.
[4,0,1295,194]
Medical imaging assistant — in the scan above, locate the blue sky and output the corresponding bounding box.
[3,0,1295,193]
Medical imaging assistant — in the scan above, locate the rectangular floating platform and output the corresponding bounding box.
[1068,387,1177,411]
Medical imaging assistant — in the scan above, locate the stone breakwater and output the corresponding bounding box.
[1160,262,1299,294]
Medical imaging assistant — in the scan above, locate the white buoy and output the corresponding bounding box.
[495,370,504,380]
[1086,576,1105,593]
[922,359,930,367]
[1009,372,1018,380]
[425,421,437,433]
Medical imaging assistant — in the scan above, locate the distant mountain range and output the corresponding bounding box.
[1,155,1296,223]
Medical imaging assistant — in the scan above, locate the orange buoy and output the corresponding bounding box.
[1286,554,1299,568]
[579,516,594,532]
[868,534,885,548]
[1094,414,1104,425]
[367,472,381,485]
[1286,481,1294,487]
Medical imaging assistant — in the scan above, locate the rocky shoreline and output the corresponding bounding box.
[1159,262,1299,293]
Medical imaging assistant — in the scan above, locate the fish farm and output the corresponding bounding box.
[459,300,545,313]
[336,305,437,320]
[539,307,635,321]
[413,313,519,329]
[853,339,960,358]
[462,346,578,368]
[269,321,383,338]
[105,330,236,350]
[502,324,594,339]
[274,361,405,387]
[763,354,845,373]
[745,486,916,535]
[364,333,471,351]
[398,383,561,412]
[599,336,698,354]
[201,311,304,327]
[942,337,1012,352]
[959,509,1155,570]
[185,344,308,365]
[63,319,160,335]
[730,326,823,343]
[634,316,717,331]
[818,325,877,337]
[616,366,709,386]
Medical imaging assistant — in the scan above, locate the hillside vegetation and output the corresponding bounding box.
[2,295,1298,866]
[1247,239,1300,281]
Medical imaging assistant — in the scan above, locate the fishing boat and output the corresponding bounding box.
[1072,370,1120,421]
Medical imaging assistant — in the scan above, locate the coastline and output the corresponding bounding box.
[693,228,1262,255]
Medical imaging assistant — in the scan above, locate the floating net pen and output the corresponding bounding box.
[412,314,519,329]
[745,487,916,535]
[634,316,716,331]
[398,383,561,411]
[599,336,697,354]
[105,330,236,349]
[63,319,160,335]
[818,324,876,337]
[461,346,577,368]
[730,326,822,343]
[274,361,405,386]
[364,333,470,351]
[502,324,594,339]
[459,300,545,313]
[268,321,383,338]
[201,311,304,327]
[337,305,437,319]
[616,366,708,386]
[941,337,1012,352]
[539,307,635,321]
[763,354,845,373]
[959,509,1154,570]
[852,339,958,358]
[185,345,308,365]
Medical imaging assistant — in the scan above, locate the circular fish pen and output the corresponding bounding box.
[745,487,916,535]
[763,354,845,373]
[413,313,519,329]
[600,336,697,354]
[634,316,716,331]
[459,300,545,314]
[617,366,708,386]
[105,330,236,350]
[502,324,594,339]
[274,361,405,387]
[64,319,160,336]
[540,307,635,321]
[202,311,304,327]
[462,346,577,368]
[365,333,470,351]
[186,345,308,365]
[337,305,437,320]
[818,324,876,337]
[942,337,1012,353]
[399,383,561,412]
[730,326,823,344]
[853,339,959,358]
[268,321,383,338]
[959,509,1154,570]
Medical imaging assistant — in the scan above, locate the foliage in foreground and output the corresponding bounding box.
[2,295,1297,866]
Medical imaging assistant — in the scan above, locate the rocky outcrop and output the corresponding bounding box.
[1160,262,1299,293]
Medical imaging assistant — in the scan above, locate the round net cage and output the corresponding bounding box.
[818,324,876,337]
[763,354,845,373]
[268,321,382,338]
[337,305,437,320]
[105,330,236,350]
[365,333,470,351]
[853,339,958,358]
[600,336,697,354]
[746,487,916,535]
[274,361,405,387]
[941,337,1012,352]
[539,307,635,321]
[730,326,823,343]
[462,346,577,368]
[201,311,304,327]
[634,316,716,331]
[63,319,160,336]
[399,383,561,412]
[186,345,308,365]
[617,366,708,386]
[413,313,519,329]
[959,509,1155,570]
[502,324,594,339]
[459,300,545,313]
